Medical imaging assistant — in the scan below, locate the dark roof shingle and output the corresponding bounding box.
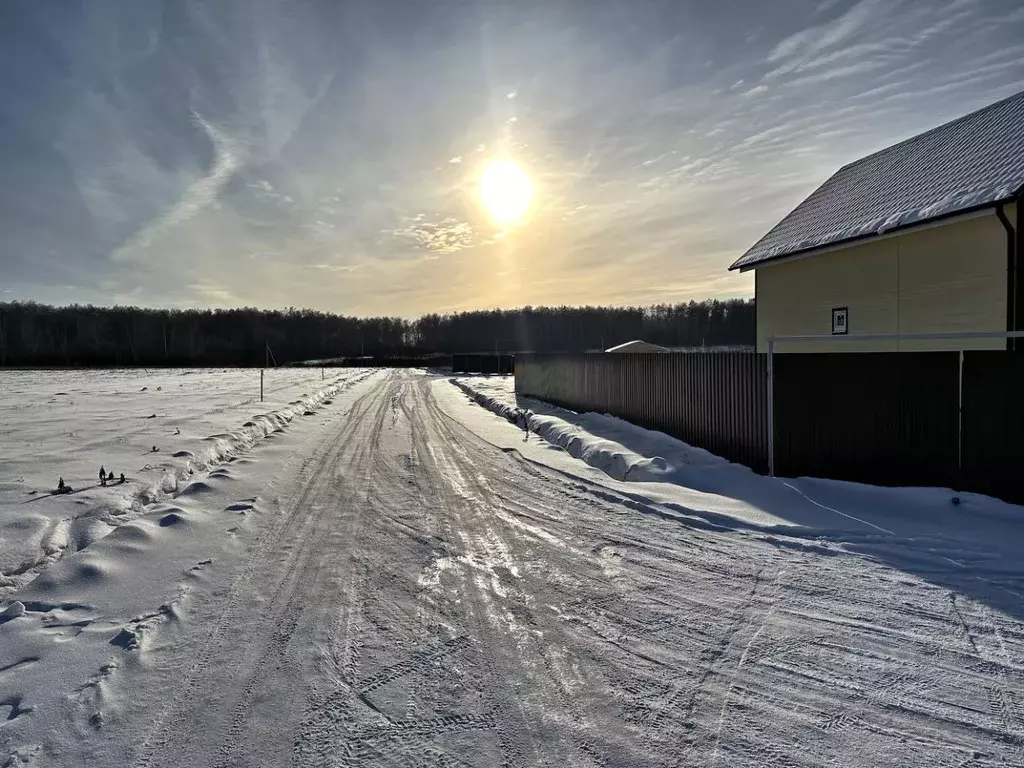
[730,89,1024,271]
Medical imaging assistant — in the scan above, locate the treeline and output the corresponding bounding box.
[0,299,754,367]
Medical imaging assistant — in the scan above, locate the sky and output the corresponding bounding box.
[1,0,1022,317]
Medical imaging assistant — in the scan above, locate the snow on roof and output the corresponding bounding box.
[605,340,670,353]
[730,89,1024,272]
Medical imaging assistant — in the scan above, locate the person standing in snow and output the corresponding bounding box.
[99,465,107,486]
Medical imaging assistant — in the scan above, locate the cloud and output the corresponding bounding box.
[303,263,364,273]
[783,59,889,87]
[814,0,846,14]
[388,215,481,254]
[188,279,236,305]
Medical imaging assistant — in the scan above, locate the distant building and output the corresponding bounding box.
[731,89,1024,352]
[605,340,670,353]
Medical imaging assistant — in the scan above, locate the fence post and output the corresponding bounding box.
[958,349,964,478]
[767,339,775,477]
[260,369,264,402]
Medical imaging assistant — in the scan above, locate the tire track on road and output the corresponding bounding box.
[134,377,394,767]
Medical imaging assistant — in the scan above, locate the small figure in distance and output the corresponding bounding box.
[108,470,115,483]
[99,465,107,486]
[119,473,126,484]
[56,477,74,494]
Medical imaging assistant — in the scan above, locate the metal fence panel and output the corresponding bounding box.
[961,351,1024,504]
[515,353,768,472]
[452,354,514,374]
[773,352,960,488]
[311,355,451,368]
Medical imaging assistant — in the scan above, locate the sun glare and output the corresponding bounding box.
[479,158,532,224]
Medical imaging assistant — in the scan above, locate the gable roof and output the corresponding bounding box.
[605,340,669,353]
[730,89,1024,272]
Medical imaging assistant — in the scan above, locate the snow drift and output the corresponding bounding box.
[451,377,734,485]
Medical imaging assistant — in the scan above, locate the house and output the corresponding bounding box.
[730,89,1024,352]
[605,340,670,353]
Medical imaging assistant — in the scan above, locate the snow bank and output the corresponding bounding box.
[137,372,370,504]
[451,377,737,485]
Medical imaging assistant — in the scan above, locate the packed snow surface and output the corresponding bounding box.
[1,369,1023,766]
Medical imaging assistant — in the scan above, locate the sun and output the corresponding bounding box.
[478,158,533,224]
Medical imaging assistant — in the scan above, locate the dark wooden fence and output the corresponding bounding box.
[773,352,960,488]
[515,351,1024,504]
[961,351,1024,502]
[515,353,768,472]
[297,355,452,368]
[452,354,514,375]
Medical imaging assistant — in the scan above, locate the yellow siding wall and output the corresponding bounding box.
[756,209,1011,352]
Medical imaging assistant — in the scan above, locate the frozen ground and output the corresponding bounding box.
[1,370,1023,766]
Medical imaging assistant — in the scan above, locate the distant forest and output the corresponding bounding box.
[0,299,754,367]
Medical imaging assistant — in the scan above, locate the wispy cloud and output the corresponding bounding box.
[111,112,245,262]
[769,0,883,68]
[389,215,480,254]
[303,263,364,273]
[188,279,237,305]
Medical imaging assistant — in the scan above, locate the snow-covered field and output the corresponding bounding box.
[2,369,1024,766]
[0,367,376,596]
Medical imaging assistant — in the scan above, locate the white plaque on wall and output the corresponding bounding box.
[832,307,848,335]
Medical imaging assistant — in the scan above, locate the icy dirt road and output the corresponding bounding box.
[3,370,1024,767]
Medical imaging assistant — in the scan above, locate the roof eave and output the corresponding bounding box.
[731,195,1019,273]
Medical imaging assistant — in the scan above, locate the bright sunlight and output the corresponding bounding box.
[478,158,533,224]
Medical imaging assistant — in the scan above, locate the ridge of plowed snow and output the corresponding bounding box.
[451,377,730,483]
[140,370,374,503]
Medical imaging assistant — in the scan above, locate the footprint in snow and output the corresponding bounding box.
[159,512,188,527]
[0,696,33,722]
